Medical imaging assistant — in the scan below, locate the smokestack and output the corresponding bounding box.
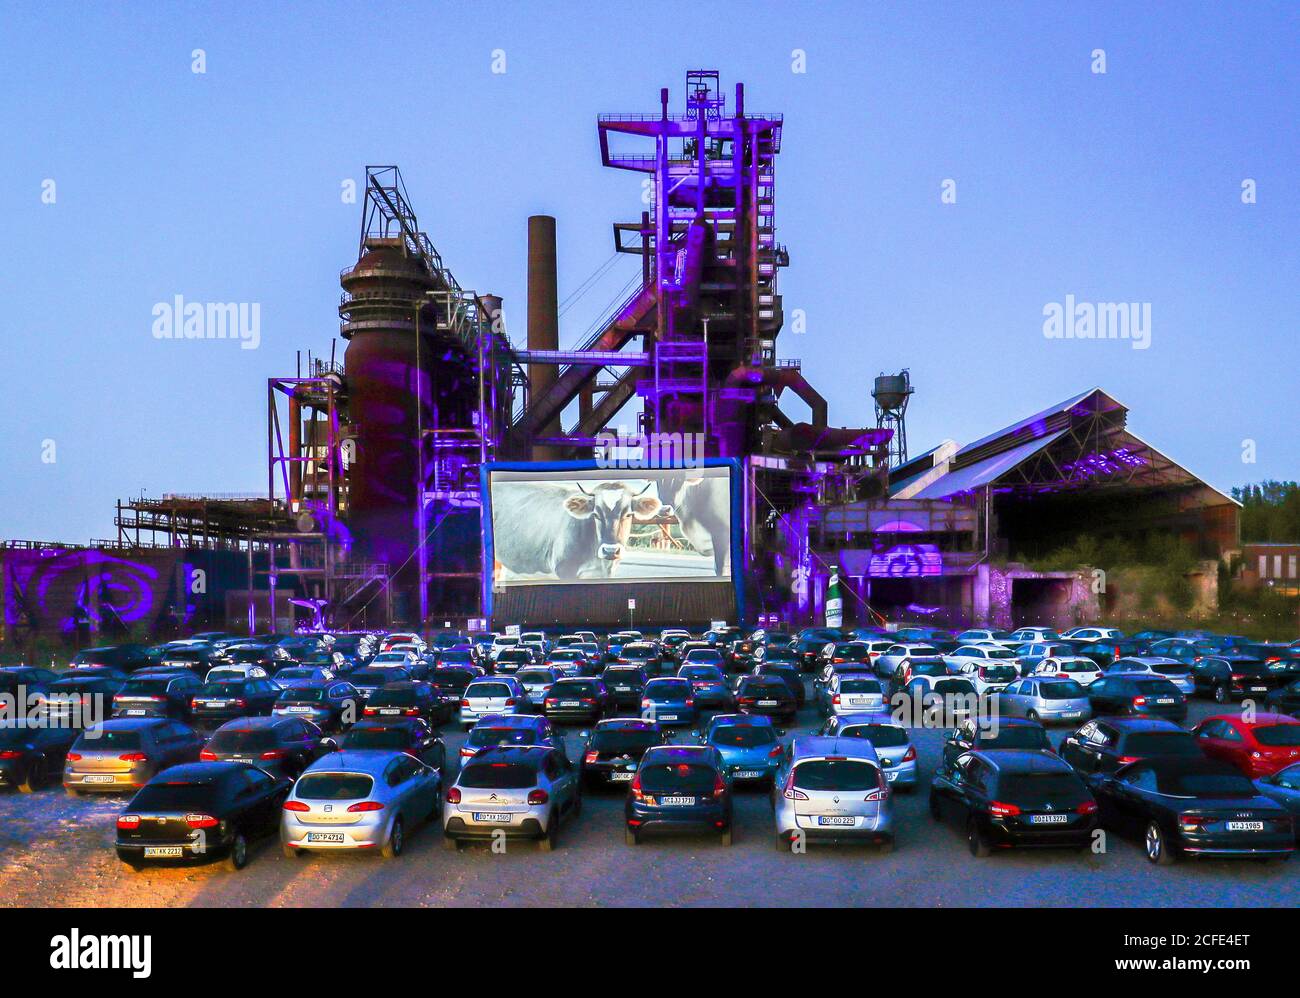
[527,215,560,459]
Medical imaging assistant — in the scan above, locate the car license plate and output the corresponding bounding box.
[204,701,228,708]
[1251,687,1268,693]
[143,846,185,858]
[1227,821,1264,831]
[609,772,633,781]
[886,770,899,781]
[847,697,869,705]
[379,708,400,715]
[1062,710,1081,718]
[286,706,310,713]
[1029,813,1069,824]
[473,812,512,823]
[1156,698,1175,705]
[125,709,147,716]
[82,775,115,784]
[734,770,763,779]
[758,699,778,706]
[561,701,580,707]
[659,714,677,721]
[817,816,855,826]
[661,796,694,806]
[306,832,345,843]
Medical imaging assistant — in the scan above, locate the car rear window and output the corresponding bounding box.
[279,687,327,703]
[792,759,881,792]
[841,724,909,748]
[131,782,219,811]
[75,729,142,750]
[638,762,716,794]
[740,679,787,695]
[296,773,374,800]
[342,727,409,751]
[1160,772,1255,797]
[1038,681,1085,699]
[1123,732,1200,756]
[119,680,169,695]
[981,665,1018,681]
[996,772,1088,807]
[1254,724,1300,747]
[839,679,882,694]
[711,726,776,747]
[467,727,538,748]
[1133,679,1180,696]
[468,683,512,698]
[932,679,975,696]
[518,671,553,683]
[1149,662,1190,675]
[552,682,598,697]
[369,688,421,706]
[196,682,246,696]
[591,730,660,752]
[981,726,1050,750]
[208,729,277,752]
[459,762,537,789]
[646,680,689,697]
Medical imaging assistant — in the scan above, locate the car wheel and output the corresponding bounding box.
[539,815,558,852]
[1026,710,1040,724]
[382,818,405,859]
[720,827,733,846]
[1145,821,1175,865]
[624,827,638,846]
[281,842,300,859]
[967,819,991,858]
[928,793,942,821]
[18,758,44,794]
[225,832,249,871]
[1214,684,1230,704]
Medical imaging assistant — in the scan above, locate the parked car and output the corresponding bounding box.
[269,666,334,690]
[460,677,530,729]
[752,662,806,708]
[271,680,359,733]
[0,666,59,699]
[997,676,1091,725]
[69,644,154,672]
[1191,714,1300,778]
[1061,717,1204,779]
[199,716,327,778]
[677,664,735,710]
[64,718,204,795]
[625,744,732,846]
[773,736,895,852]
[459,714,562,764]
[1190,657,1279,704]
[929,749,1098,856]
[700,714,784,786]
[339,717,446,771]
[347,667,411,703]
[32,674,126,729]
[1090,757,1293,864]
[282,751,441,858]
[1255,762,1300,837]
[580,718,669,790]
[641,677,699,726]
[118,761,291,870]
[189,678,283,727]
[517,666,563,705]
[816,713,917,788]
[1031,656,1104,686]
[363,680,455,727]
[0,720,79,792]
[111,671,203,720]
[952,660,1019,696]
[600,665,648,710]
[1266,678,1300,718]
[543,678,611,725]
[444,745,580,851]
[1085,673,1186,721]
[1112,656,1195,695]
[941,716,1053,768]
[817,672,886,716]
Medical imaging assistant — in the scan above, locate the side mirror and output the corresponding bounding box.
[319,737,339,752]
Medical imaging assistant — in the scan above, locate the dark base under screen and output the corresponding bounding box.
[490,581,737,628]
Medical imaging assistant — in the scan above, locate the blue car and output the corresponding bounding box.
[642,677,697,727]
[700,714,783,785]
[1256,762,1300,841]
[626,745,732,846]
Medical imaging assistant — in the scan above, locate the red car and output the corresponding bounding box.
[1192,713,1300,778]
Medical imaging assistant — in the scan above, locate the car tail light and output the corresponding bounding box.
[199,749,218,761]
[528,789,549,805]
[460,698,470,708]
[739,696,755,706]
[630,774,645,800]
[185,813,219,828]
[864,788,889,802]
[1077,800,1098,815]
[832,693,842,705]
[902,745,917,763]
[1179,813,1211,830]
[685,698,695,708]
[446,787,461,804]
[117,814,141,829]
[191,698,200,708]
[1232,674,1246,682]
[233,699,247,708]
[0,750,22,760]
[1117,755,1139,765]
[363,707,377,716]
[989,800,1022,817]
[781,771,808,800]
[119,752,149,763]
[347,801,384,812]
[1132,696,1147,708]
[768,744,783,758]
[282,800,309,812]
[66,752,82,762]
[584,750,599,764]
[260,750,287,761]
[504,698,516,707]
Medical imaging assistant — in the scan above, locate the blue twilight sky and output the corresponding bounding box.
[1,2,1296,543]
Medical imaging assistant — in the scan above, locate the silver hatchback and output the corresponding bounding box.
[772,736,895,852]
[998,676,1091,725]
[459,677,531,729]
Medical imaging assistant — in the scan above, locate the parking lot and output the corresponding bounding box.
[1,689,1295,909]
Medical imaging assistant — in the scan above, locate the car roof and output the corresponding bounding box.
[215,717,281,731]
[475,713,545,728]
[150,762,248,783]
[790,736,881,761]
[1102,716,1185,732]
[642,744,713,761]
[595,718,657,730]
[708,712,771,727]
[971,750,1071,773]
[836,712,905,729]
[95,717,168,730]
[464,745,550,766]
[308,751,407,775]
[1203,712,1298,728]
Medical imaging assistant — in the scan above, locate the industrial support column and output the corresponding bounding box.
[527,215,561,460]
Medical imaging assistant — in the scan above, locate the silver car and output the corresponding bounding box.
[817,713,918,788]
[517,666,563,704]
[63,718,204,794]
[459,677,531,729]
[772,736,895,852]
[281,750,441,858]
[998,676,1091,725]
[443,744,580,851]
[820,673,886,716]
[1114,656,1195,696]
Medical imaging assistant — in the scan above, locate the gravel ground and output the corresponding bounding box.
[1,691,1296,908]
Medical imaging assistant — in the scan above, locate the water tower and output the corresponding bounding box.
[872,370,913,467]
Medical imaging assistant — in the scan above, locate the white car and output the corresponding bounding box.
[370,650,417,669]
[874,643,942,681]
[1031,655,1104,685]
[204,664,269,683]
[942,644,1021,675]
[520,631,550,657]
[954,629,1017,647]
[953,660,1019,695]
[1060,626,1124,642]
[460,677,531,729]
[1112,656,1195,695]
[1006,626,1059,643]
[490,635,522,662]
[381,632,426,653]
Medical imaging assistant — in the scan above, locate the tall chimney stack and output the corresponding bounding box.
[527,214,561,459]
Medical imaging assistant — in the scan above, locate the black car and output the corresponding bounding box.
[543,678,612,724]
[1061,716,1204,778]
[116,762,291,871]
[941,717,1053,768]
[112,670,203,720]
[1266,679,1300,718]
[1191,657,1279,704]
[69,644,153,672]
[614,643,664,677]
[363,680,455,727]
[189,678,282,727]
[580,718,668,790]
[753,662,805,708]
[348,667,412,701]
[34,674,127,728]
[1091,757,1294,864]
[0,720,79,792]
[929,749,1098,855]
[427,666,481,702]
[272,680,359,732]
[1076,639,1152,668]
[1085,674,1187,721]
[735,676,798,723]
[338,717,447,772]
[794,628,842,671]
[0,666,59,699]
[494,648,535,675]
[217,644,279,670]
[200,716,327,777]
[155,646,219,675]
[600,665,648,711]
